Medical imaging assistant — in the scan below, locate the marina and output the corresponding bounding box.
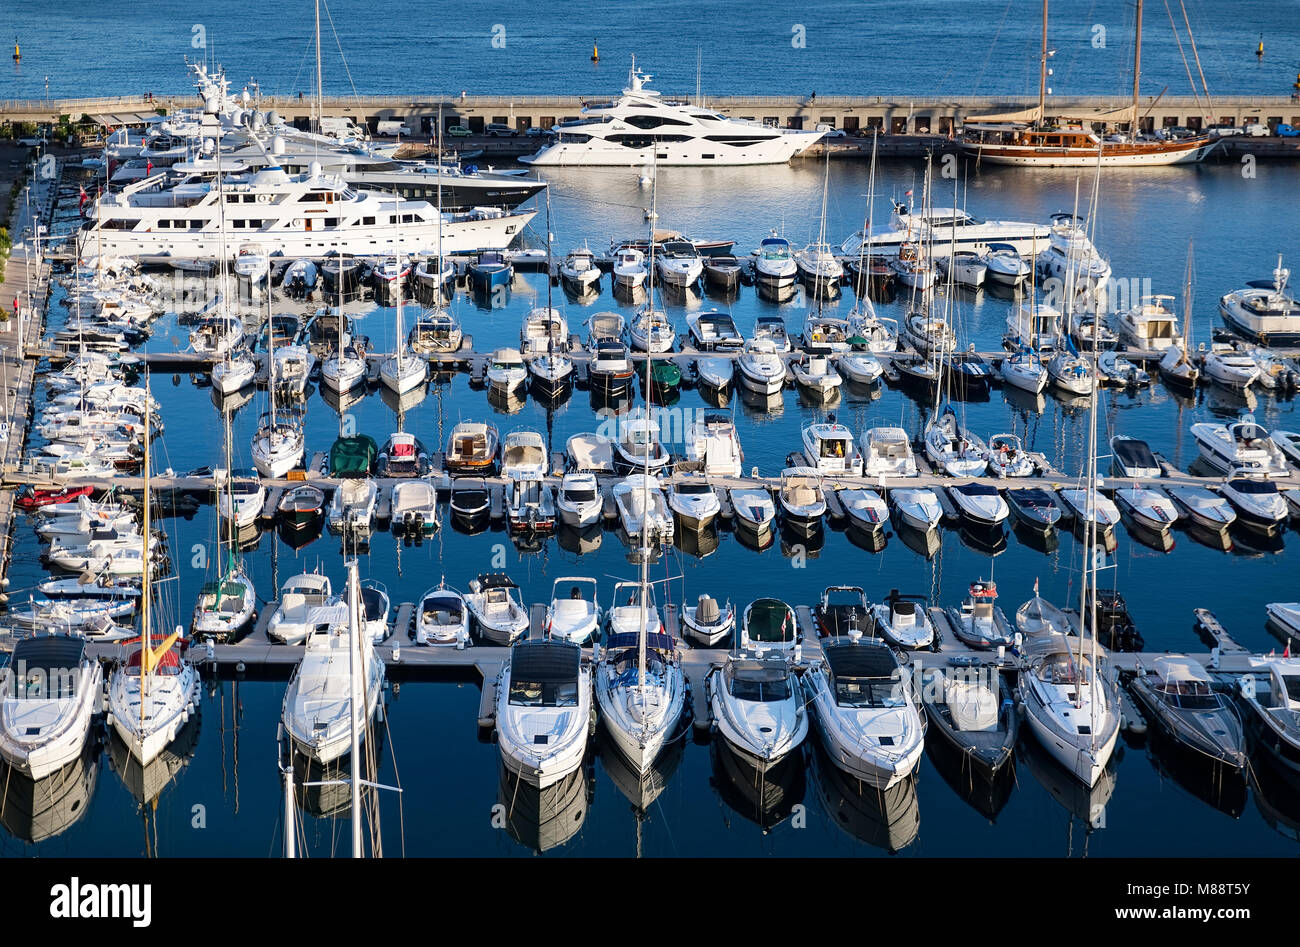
[3,1,1300,863]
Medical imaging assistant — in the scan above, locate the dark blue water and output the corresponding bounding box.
[3,0,1298,100]
[6,121,1300,856]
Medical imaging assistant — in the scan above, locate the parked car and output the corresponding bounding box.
[446,125,473,137]
[1243,123,1270,137]
[486,123,519,138]
[1275,123,1300,138]
[815,123,847,138]
[524,126,552,137]
[1206,124,1244,138]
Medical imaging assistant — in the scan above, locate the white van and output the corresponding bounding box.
[375,119,405,137]
[320,116,366,140]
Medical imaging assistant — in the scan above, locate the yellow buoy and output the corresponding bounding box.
[12,40,19,62]
[591,41,599,63]
[1256,38,1264,58]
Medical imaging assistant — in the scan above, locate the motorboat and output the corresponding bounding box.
[614,415,671,472]
[708,653,808,772]
[791,353,843,398]
[920,662,1018,778]
[486,347,527,396]
[469,251,513,293]
[449,482,491,528]
[1191,417,1290,478]
[655,240,704,288]
[189,314,246,357]
[778,467,826,532]
[0,635,104,779]
[1070,311,1118,351]
[1128,655,1246,770]
[546,577,601,645]
[730,488,776,537]
[1114,295,1183,350]
[501,430,548,481]
[1096,351,1150,388]
[495,640,591,789]
[948,483,1008,528]
[1218,255,1300,344]
[276,483,326,532]
[559,246,601,294]
[868,589,935,650]
[627,307,675,354]
[983,243,1031,287]
[684,414,744,477]
[281,597,384,765]
[1114,485,1180,534]
[556,473,602,529]
[267,572,336,646]
[1251,349,1300,392]
[413,255,455,300]
[390,480,439,537]
[924,406,987,477]
[1058,486,1120,532]
[1000,346,1049,393]
[1036,213,1111,295]
[1005,301,1063,350]
[703,255,743,292]
[947,578,1015,649]
[327,478,378,537]
[1046,347,1094,395]
[890,241,937,290]
[754,236,798,289]
[606,581,664,639]
[801,635,922,788]
[739,598,799,654]
[752,315,793,353]
[681,593,736,647]
[1235,656,1300,783]
[667,477,721,532]
[695,356,733,392]
[587,323,636,393]
[377,431,431,478]
[862,427,919,478]
[794,243,843,296]
[1204,345,1262,390]
[612,246,647,290]
[359,582,391,644]
[445,421,500,476]
[612,474,673,546]
[566,433,615,475]
[736,337,786,395]
[838,488,889,535]
[814,586,871,638]
[1272,430,1300,468]
[901,310,956,355]
[889,487,943,532]
[1110,435,1161,479]
[802,417,862,476]
[416,583,471,648]
[846,302,898,354]
[986,433,1035,478]
[1220,474,1288,530]
[407,310,464,356]
[1165,485,1236,532]
[466,574,531,646]
[838,352,884,385]
[1266,603,1300,641]
[1017,629,1119,787]
[1006,487,1063,531]
[107,632,200,766]
[937,250,987,289]
[686,310,744,352]
[506,476,556,536]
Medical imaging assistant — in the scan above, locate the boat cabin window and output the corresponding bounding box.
[1154,678,1218,710]
[1230,479,1276,495]
[820,438,848,458]
[508,677,578,708]
[1279,674,1300,703]
[676,481,712,495]
[728,674,792,702]
[1039,653,1087,685]
[833,675,904,709]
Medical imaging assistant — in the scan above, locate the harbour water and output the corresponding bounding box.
[3,0,1299,101]
[4,150,1300,856]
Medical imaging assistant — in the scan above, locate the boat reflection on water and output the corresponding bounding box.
[895,521,941,560]
[590,386,635,416]
[109,714,200,808]
[924,730,1016,824]
[959,524,1008,556]
[709,737,805,833]
[0,733,102,845]
[557,523,603,557]
[597,720,686,815]
[1249,745,1300,843]
[320,380,367,416]
[497,759,592,854]
[739,388,785,418]
[488,387,528,416]
[278,517,323,552]
[1229,523,1286,558]
[846,523,888,553]
[211,383,256,416]
[292,727,389,820]
[781,522,824,559]
[809,739,921,852]
[675,522,720,559]
[1018,727,1118,856]
[843,378,884,403]
[1182,522,1233,553]
[1012,518,1059,555]
[1122,513,1176,554]
[1002,385,1046,417]
[380,378,429,415]
[1142,728,1247,820]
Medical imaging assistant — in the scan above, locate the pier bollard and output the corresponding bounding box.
[392,639,400,663]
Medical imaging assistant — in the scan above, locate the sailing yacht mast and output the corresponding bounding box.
[1037,0,1050,124]
[1131,0,1144,137]
[314,0,323,137]
[347,559,363,857]
[139,372,152,738]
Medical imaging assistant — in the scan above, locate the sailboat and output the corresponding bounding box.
[379,204,430,396]
[191,407,257,640]
[846,134,898,353]
[251,285,306,478]
[961,0,1215,167]
[1159,245,1200,390]
[208,138,256,395]
[107,374,201,766]
[793,148,843,298]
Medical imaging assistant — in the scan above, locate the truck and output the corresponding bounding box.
[1275,123,1300,138]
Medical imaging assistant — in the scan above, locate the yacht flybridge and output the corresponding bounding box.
[80,164,534,259]
[520,61,823,167]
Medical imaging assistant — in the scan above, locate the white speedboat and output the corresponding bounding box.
[556,473,602,529]
[695,356,734,392]
[407,310,464,357]
[1237,656,1300,783]
[986,434,1035,478]
[267,572,336,646]
[802,635,924,788]
[686,310,745,353]
[947,483,1009,528]
[465,573,530,646]
[612,246,647,290]
[1006,301,1063,350]
[681,594,736,647]
[730,488,776,537]
[794,243,843,296]
[1165,485,1237,532]
[739,598,799,654]
[1037,214,1111,295]
[1114,485,1181,534]
[1218,255,1300,345]
[891,242,937,290]
[655,240,704,288]
[707,653,808,772]
[416,583,471,647]
[189,314,246,357]
[614,416,671,472]
[559,246,601,294]
[1096,350,1150,388]
[924,406,987,477]
[108,631,200,766]
[1110,435,1161,479]
[1114,295,1183,350]
[736,338,786,395]
[1220,474,1288,530]
[1265,603,1300,641]
[1204,346,1262,390]
[1273,430,1300,468]
[327,478,378,537]
[791,353,843,398]
[684,413,744,477]
[282,602,385,764]
[1059,487,1120,532]
[546,577,601,645]
[862,427,919,478]
[390,480,439,536]
[360,582,391,644]
[667,477,721,532]
[838,488,889,535]
[869,590,935,650]
[984,243,1031,286]
[612,474,673,546]
[937,250,987,289]
[486,347,528,396]
[1190,417,1290,477]
[901,310,956,355]
[838,352,884,385]
[1018,631,1119,787]
[496,640,591,789]
[272,344,315,398]
[753,236,798,289]
[778,467,826,532]
[217,475,265,529]
[753,315,793,353]
[0,635,104,779]
[802,417,863,476]
[501,430,548,480]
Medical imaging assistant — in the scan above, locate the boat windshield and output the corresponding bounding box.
[728,675,792,702]
[508,678,579,708]
[833,676,906,709]
[1156,680,1219,710]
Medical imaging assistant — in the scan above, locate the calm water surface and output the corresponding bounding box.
[4,143,1300,857]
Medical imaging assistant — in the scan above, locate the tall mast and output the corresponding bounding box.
[1131,0,1144,137]
[347,559,363,857]
[1037,0,1049,124]
[139,372,152,736]
[314,0,323,137]
[638,164,658,698]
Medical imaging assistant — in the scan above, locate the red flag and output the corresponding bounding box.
[905,189,913,197]
[79,185,88,217]
[146,160,153,176]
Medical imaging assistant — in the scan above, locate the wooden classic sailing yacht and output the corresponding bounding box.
[960,0,1216,167]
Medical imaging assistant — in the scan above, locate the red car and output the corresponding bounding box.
[14,484,95,510]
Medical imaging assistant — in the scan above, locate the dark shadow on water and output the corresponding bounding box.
[808,738,921,852]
